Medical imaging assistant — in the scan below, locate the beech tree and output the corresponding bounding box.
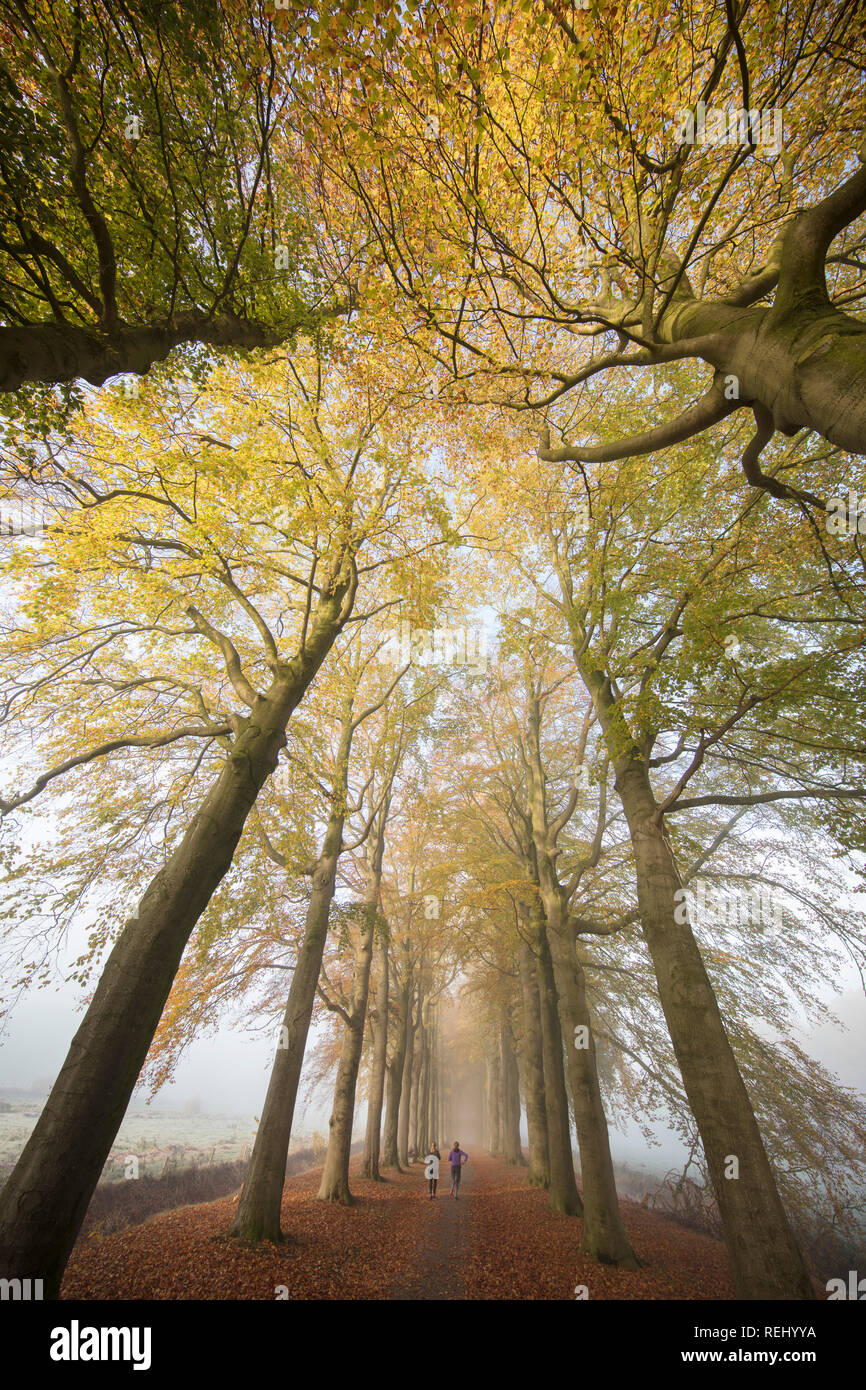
[465,392,866,1295]
[446,664,634,1251]
[445,725,584,1216]
[0,0,864,1307]
[292,0,864,498]
[315,703,404,1204]
[522,677,639,1267]
[229,639,407,1236]
[441,629,866,1270]
[0,342,450,1295]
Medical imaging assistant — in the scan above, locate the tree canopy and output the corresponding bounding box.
[0,0,864,1307]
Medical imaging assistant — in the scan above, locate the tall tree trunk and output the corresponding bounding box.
[418,1035,430,1154]
[316,900,378,1204]
[534,908,583,1217]
[499,1011,524,1165]
[483,1057,492,1150]
[360,912,390,1180]
[408,1002,425,1160]
[427,1017,438,1145]
[489,1042,502,1155]
[439,1060,447,1146]
[0,558,356,1297]
[526,696,636,1264]
[573,640,814,1297]
[397,987,417,1167]
[382,961,409,1169]
[0,310,338,394]
[549,921,639,1268]
[229,699,356,1242]
[613,756,814,1298]
[518,940,550,1188]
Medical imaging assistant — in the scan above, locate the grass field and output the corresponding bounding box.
[0,1096,324,1182]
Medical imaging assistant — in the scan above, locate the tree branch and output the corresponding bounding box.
[0,723,229,815]
[538,372,738,466]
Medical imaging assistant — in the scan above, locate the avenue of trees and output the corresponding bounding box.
[0,0,864,1302]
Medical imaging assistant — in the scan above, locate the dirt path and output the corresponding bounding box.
[61,1150,737,1300]
[387,1155,475,1300]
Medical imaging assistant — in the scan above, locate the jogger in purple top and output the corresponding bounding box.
[447,1141,468,1197]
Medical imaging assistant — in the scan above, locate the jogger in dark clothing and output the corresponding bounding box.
[447,1141,468,1197]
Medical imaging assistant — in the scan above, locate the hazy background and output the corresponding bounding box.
[2,936,864,1176]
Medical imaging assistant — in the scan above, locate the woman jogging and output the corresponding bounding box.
[424,1144,441,1198]
[447,1141,468,1197]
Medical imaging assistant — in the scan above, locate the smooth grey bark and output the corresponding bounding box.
[435,1063,443,1147]
[540,153,866,469]
[316,852,382,1203]
[526,701,638,1267]
[407,997,425,1160]
[360,899,390,1179]
[428,1017,439,1145]
[533,905,583,1217]
[522,689,636,1267]
[417,1026,431,1155]
[439,1057,447,1146]
[499,1010,524,1165]
[488,1045,502,1155]
[518,939,550,1188]
[397,986,417,1168]
[382,955,409,1168]
[0,309,342,394]
[230,706,354,1242]
[0,317,264,393]
[0,554,356,1297]
[483,1056,492,1150]
[550,920,639,1267]
[578,656,814,1299]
